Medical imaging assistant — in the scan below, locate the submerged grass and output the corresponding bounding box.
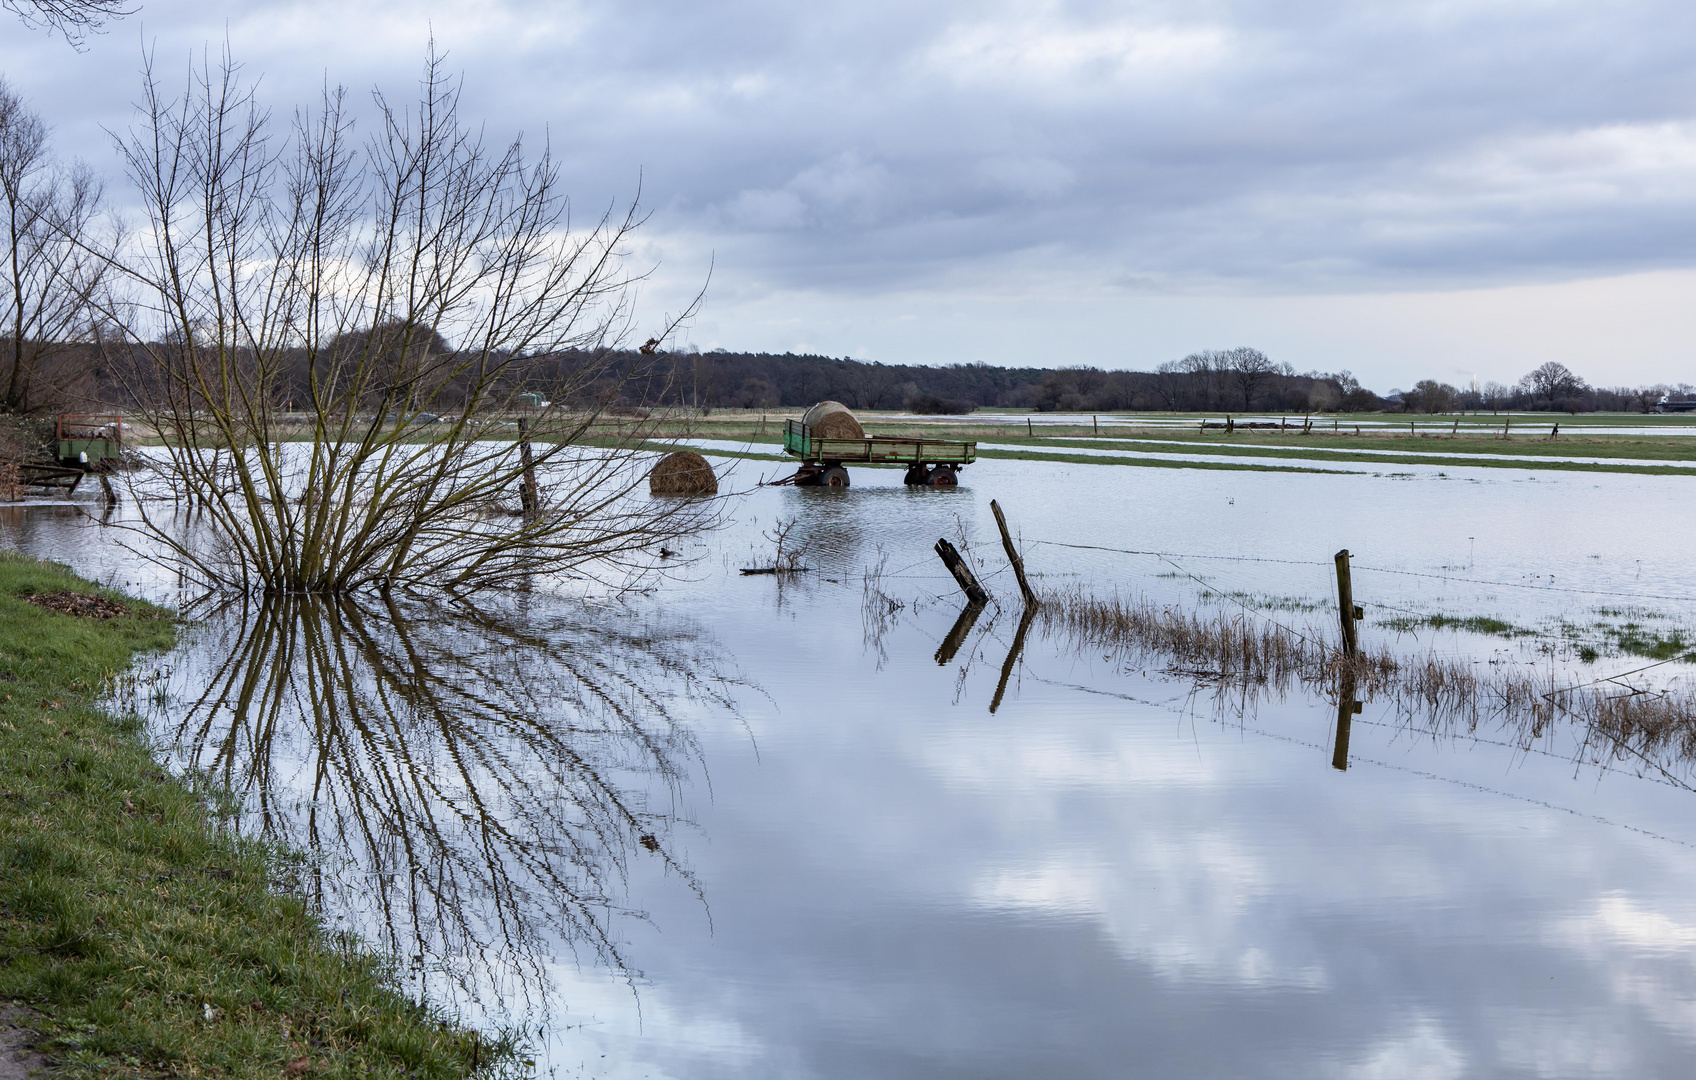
[1037,584,1696,768]
[0,552,509,1078]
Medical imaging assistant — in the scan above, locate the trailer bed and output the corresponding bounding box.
[782,420,976,465]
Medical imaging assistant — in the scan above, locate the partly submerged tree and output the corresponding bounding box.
[98,48,710,595]
[0,77,108,414]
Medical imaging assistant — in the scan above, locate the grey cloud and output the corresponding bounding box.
[5,0,1696,351]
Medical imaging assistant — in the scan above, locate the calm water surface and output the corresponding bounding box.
[8,455,1696,1078]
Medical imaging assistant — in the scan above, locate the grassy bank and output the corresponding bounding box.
[0,553,503,1078]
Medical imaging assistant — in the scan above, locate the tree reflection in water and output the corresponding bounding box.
[137,591,738,1004]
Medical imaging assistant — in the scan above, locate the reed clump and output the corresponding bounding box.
[1039,585,1396,689]
[1037,585,1696,766]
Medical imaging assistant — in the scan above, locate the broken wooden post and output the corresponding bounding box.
[935,599,985,665]
[935,537,990,606]
[1334,549,1360,658]
[990,499,1038,607]
[1226,414,1234,434]
[1450,418,1459,437]
[517,416,539,520]
[1549,422,1559,440]
[990,605,1038,713]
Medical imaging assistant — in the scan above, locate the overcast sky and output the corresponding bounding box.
[6,0,1696,389]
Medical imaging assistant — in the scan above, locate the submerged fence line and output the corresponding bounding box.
[1027,537,1693,605]
[907,501,1696,776]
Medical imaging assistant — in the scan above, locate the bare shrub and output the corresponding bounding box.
[97,48,711,594]
[0,77,108,415]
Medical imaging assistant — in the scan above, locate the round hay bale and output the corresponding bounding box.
[649,450,718,496]
[802,400,865,440]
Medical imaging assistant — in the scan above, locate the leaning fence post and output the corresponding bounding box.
[1334,549,1360,658]
[990,500,1038,607]
[935,538,990,606]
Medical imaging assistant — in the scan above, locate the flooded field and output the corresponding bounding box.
[7,450,1696,1077]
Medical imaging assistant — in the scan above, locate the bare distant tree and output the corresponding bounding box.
[97,47,709,595]
[1518,361,1587,402]
[1481,380,1511,414]
[1405,379,1459,414]
[1150,359,1185,411]
[1222,346,1277,409]
[0,77,108,414]
[4,0,133,45]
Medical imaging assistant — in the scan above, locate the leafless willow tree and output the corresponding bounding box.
[0,77,108,414]
[131,592,738,1000]
[98,48,711,594]
[3,0,131,45]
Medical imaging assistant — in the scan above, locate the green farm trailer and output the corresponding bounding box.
[779,419,977,487]
[56,413,124,467]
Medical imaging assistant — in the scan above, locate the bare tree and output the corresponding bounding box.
[98,47,710,595]
[0,77,107,414]
[4,0,133,46]
[1518,361,1587,403]
[1222,346,1276,409]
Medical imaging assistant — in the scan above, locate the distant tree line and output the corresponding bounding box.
[512,345,1383,415]
[47,340,1692,419]
[1395,362,1695,414]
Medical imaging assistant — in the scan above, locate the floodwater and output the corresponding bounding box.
[9,452,1696,1078]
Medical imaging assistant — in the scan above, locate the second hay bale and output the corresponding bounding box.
[801,401,865,440]
[649,450,718,495]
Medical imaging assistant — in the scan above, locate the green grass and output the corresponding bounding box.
[0,552,509,1078]
[1377,612,1537,638]
[1608,625,1693,661]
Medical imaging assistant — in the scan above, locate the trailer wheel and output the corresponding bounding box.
[819,465,851,487]
[926,466,958,487]
[902,463,929,485]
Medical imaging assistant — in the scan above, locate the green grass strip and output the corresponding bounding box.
[975,447,1347,474]
[985,437,1696,475]
[0,553,505,1078]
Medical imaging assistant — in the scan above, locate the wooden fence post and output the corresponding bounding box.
[935,600,985,665]
[990,499,1038,607]
[936,538,990,606]
[517,417,539,520]
[1332,668,1360,771]
[990,605,1038,713]
[1334,549,1360,658]
[1093,415,1099,436]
